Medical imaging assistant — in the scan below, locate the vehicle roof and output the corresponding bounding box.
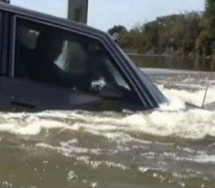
[0,2,106,38]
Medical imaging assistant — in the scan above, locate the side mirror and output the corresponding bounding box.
[99,85,123,111]
[99,84,122,99]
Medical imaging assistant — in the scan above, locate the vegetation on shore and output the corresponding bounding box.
[108,0,215,57]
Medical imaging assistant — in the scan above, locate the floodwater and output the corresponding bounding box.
[1,64,215,187]
[130,54,215,71]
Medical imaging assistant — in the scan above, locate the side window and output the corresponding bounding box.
[14,18,141,105]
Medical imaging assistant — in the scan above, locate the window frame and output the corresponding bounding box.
[0,11,11,76]
[11,5,164,108]
[0,11,3,74]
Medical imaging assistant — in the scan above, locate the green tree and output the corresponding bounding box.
[108,11,202,56]
[141,21,158,52]
[107,25,127,35]
[197,0,215,55]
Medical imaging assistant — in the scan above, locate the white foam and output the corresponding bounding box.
[67,170,78,181]
[159,85,215,108]
[0,118,70,135]
[76,156,129,170]
[124,109,215,139]
[176,152,215,164]
[36,142,128,171]
[36,142,105,156]
[1,108,215,140]
[159,95,186,111]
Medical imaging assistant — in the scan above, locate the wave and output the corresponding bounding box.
[0,108,215,140]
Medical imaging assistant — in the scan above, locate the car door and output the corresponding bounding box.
[0,11,32,111]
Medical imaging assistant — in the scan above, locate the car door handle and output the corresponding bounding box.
[11,99,36,109]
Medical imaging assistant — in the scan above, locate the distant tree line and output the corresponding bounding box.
[108,0,215,57]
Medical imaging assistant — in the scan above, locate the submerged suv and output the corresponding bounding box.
[0,3,167,111]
